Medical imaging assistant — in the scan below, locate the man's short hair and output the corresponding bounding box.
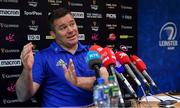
[48,8,72,31]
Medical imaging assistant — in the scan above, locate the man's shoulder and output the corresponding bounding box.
[78,42,92,51]
[34,45,53,57]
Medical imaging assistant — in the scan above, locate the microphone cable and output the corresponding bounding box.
[151,87,180,100]
[164,92,180,100]
[136,85,152,108]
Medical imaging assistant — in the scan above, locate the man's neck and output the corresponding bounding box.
[57,42,78,54]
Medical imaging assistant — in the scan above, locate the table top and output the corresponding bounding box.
[132,93,180,108]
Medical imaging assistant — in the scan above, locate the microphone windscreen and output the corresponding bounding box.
[130,55,147,72]
[89,45,103,54]
[115,51,131,65]
[86,50,102,69]
[100,47,116,68]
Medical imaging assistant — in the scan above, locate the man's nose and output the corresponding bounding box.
[67,26,73,32]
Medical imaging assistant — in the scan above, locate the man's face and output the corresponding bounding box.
[51,14,79,48]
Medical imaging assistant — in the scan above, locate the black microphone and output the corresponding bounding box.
[115,61,137,98]
[115,51,141,86]
[130,55,157,88]
[86,50,102,78]
[129,61,150,87]
[118,45,150,87]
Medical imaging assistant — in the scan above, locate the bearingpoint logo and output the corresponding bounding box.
[0,9,20,16]
[71,12,84,18]
[0,59,21,67]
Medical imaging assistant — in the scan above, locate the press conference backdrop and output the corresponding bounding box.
[0,0,137,107]
[138,0,180,94]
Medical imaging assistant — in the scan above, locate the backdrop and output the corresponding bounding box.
[138,0,180,94]
[0,0,137,106]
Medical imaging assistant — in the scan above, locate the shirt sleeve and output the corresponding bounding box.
[32,51,46,85]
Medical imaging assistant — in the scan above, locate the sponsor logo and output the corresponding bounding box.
[0,59,21,67]
[77,25,84,29]
[71,12,84,18]
[87,13,102,19]
[7,83,16,93]
[91,0,98,10]
[68,1,83,7]
[28,0,38,7]
[28,20,39,31]
[106,3,117,9]
[0,22,19,28]
[3,99,20,104]
[121,5,133,10]
[24,11,42,16]
[106,13,116,19]
[107,33,116,41]
[48,0,62,6]
[121,15,132,20]
[106,44,115,49]
[122,45,133,50]
[0,9,20,16]
[121,25,133,30]
[27,34,40,40]
[1,48,20,54]
[159,22,178,50]
[2,73,20,79]
[46,35,55,39]
[0,0,18,3]
[119,35,134,39]
[91,33,99,41]
[5,33,15,42]
[106,24,117,30]
[33,49,39,54]
[78,34,85,40]
[119,45,128,52]
[91,21,99,31]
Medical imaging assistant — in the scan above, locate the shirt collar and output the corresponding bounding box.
[50,41,88,53]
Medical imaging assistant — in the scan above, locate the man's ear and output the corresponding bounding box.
[50,30,56,39]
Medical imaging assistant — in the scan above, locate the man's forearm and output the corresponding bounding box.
[15,68,34,102]
[76,77,96,90]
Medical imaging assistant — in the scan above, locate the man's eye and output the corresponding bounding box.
[59,26,67,30]
[70,23,75,26]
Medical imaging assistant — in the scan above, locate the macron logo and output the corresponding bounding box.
[0,9,20,16]
[0,59,21,67]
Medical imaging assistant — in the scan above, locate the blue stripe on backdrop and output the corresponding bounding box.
[138,0,180,96]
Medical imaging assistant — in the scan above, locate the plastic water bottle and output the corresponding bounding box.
[93,77,108,108]
[108,75,120,107]
[103,84,110,107]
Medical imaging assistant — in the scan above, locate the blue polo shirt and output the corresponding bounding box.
[32,41,96,107]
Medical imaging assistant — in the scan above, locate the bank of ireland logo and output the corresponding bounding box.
[159,22,178,50]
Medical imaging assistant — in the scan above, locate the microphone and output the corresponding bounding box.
[118,45,150,87]
[129,61,150,87]
[130,55,158,88]
[86,50,102,78]
[99,47,117,75]
[115,61,137,98]
[115,51,141,86]
[89,44,103,54]
[100,47,125,106]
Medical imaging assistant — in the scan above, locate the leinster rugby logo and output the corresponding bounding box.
[159,22,178,50]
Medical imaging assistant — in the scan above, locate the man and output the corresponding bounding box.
[15,8,109,107]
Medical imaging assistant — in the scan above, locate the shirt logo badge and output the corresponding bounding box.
[56,59,66,67]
